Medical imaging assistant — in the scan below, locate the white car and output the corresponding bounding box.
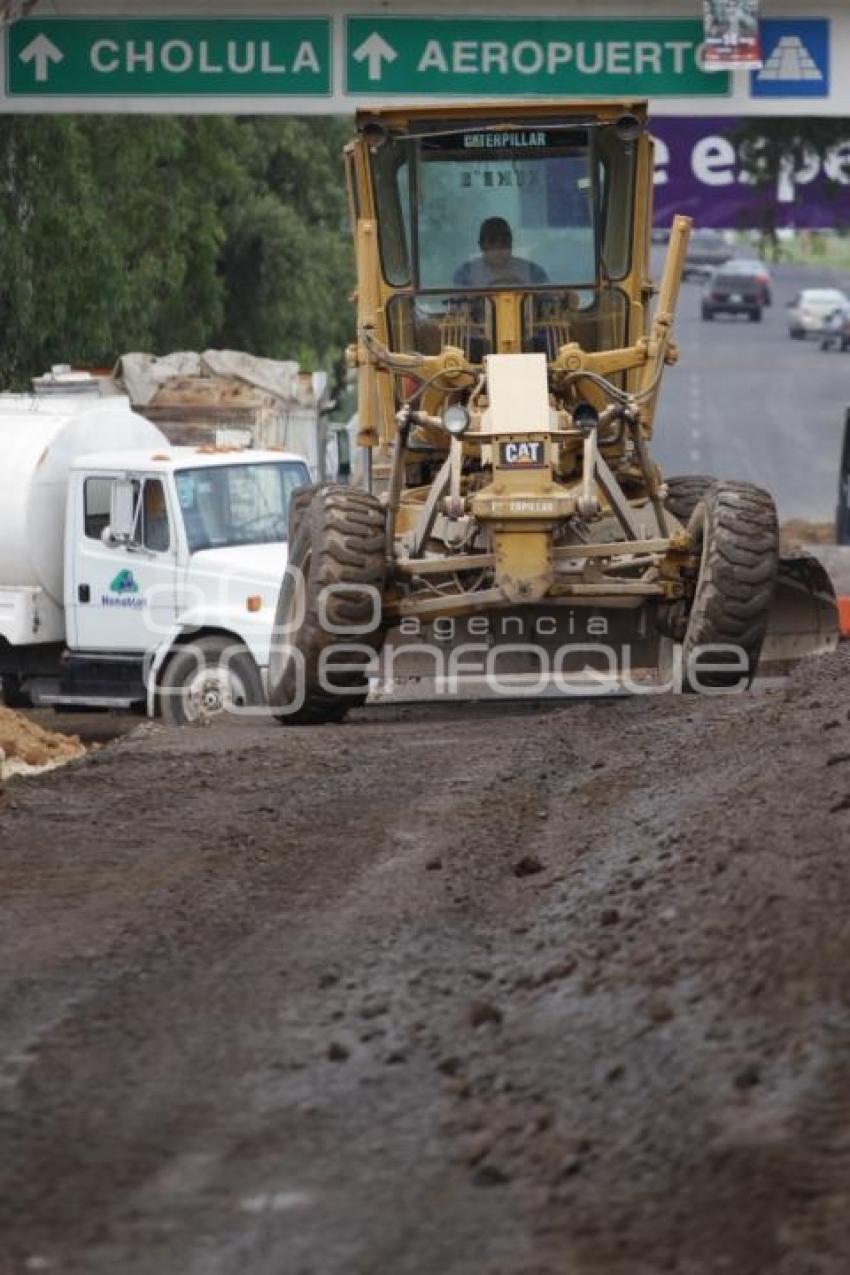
[787,287,850,339]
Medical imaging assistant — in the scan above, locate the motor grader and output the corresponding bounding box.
[269,98,837,724]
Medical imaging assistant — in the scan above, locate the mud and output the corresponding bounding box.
[2,653,850,1274]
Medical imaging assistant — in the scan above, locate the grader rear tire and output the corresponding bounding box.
[663,475,717,524]
[269,486,387,725]
[288,483,325,542]
[682,482,779,690]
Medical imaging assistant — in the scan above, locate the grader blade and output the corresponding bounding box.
[366,604,666,705]
[758,553,840,676]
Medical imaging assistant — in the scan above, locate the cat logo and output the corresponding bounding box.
[499,440,545,468]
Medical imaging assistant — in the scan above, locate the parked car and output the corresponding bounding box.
[682,229,734,280]
[701,262,769,321]
[787,287,850,339]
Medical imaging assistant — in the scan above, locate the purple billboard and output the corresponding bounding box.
[650,116,850,230]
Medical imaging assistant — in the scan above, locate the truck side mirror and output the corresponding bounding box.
[105,479,137,545]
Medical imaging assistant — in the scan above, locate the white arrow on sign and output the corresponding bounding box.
[19,33,64,83]
[352,32,398,82]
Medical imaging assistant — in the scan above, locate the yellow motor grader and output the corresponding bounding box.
[269,99,837,724]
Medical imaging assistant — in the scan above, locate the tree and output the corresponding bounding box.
[0,114,355,387]
[214,117,354,371]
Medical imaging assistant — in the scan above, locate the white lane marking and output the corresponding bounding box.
[689,373,703,427]
[240,1190,314,1213]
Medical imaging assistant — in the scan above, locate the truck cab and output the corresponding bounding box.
[0,394,309,723]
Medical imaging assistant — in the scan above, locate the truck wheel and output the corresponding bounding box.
[159,636,264,727]
[663,475,717,524]
[682,483,778,690]
[269,485,386,725]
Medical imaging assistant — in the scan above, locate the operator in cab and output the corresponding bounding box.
[453,217,549,289]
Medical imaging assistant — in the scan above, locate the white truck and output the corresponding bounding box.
[0,394,309,724]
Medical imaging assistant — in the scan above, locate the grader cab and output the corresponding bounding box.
[269,99,838,724]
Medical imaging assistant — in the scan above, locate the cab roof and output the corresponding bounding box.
[355,98,648,131]
[70,446,308,473]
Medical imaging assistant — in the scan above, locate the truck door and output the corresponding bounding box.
[69,473,180,652]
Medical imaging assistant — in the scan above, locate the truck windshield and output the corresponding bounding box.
[175,461,310,552]
[370,122,636,293]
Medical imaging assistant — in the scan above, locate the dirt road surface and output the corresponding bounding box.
[2,654,850,1275]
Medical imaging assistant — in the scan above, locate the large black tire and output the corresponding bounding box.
[682,483,779,690]
[269,486,386,725]
[288,482,325,541]
[663,475,717,524]
[158,635,264,727]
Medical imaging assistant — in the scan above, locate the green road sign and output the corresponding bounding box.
[346,17,728,97]
[6,18,331,97]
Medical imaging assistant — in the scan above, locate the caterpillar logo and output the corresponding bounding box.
[499,440,545,468]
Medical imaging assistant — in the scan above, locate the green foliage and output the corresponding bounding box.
[0,114,354,388]
[216,117,354,371]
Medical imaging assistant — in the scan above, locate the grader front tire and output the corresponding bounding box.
[682,483,779,690]
[269,486,387,725]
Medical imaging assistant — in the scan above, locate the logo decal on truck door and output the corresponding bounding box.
[101,568,145,609]
[110,569,139,595]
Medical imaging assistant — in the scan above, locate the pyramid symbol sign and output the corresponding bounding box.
[756,35,823,82]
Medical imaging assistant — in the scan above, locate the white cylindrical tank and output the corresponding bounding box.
[0,395,166,606]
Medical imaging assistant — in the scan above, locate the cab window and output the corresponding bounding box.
[84,477,115,540]
[84,476,171,553]
[141,479,170,553]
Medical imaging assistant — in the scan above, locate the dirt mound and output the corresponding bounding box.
[780,518,834,549]
[0,707,85,779]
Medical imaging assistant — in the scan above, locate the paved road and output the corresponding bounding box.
[653,256,850,524]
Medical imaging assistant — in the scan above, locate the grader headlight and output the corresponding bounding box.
[443,404,470,438]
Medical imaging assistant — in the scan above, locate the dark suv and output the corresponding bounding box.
[701,262,771,322]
